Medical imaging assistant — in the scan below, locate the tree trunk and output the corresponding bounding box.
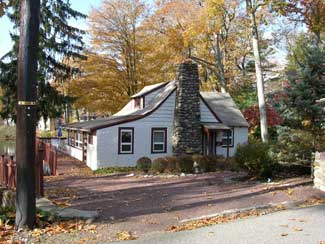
[215,33,227,93]
[15,0,40,229]
[246,0,269,143]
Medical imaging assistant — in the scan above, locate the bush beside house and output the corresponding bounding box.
[139,154,235,174]
[136,157,152,173]
[235,142,275,178]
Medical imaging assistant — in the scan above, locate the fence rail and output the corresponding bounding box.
[0,139,58,196]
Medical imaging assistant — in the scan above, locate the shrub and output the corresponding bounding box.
[136,157,152,173]
[274,127,314,166]
[191,155,236,172]
[206,155,226,171]
[164,156,180,173]
[176,155,194,173]
[235,142,275,178]
[151,157,167,173]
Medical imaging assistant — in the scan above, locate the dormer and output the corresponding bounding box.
[133,96,144,109]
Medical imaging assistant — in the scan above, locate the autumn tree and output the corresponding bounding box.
[88,0,147,97]
[69,52,131,114]
[274,0,324,44]
[146,0,273,95]
[70,0,175,114]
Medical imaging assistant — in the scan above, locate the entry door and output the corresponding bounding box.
[203,131,216,155]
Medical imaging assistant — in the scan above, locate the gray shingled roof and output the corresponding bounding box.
[130,81,169,98]
[63,82,176,132]
[64,81,248,132]
[200,92,249,127]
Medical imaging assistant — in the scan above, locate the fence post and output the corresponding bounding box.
[6,157,13,189]
[53,149,57,176]
[35,141,44,197]
[11,156,16,189]
[0,155,5,185]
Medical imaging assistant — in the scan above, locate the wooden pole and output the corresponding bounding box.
[15,0,40,229]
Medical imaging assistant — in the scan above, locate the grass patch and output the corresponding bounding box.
[0,125,16,140]
[94,167,135,175]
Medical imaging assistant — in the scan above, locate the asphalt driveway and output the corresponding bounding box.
[41,155,325,243]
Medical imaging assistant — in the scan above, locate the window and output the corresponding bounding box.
[119,128,134,154]
[68,130,75,146]
[221,129,233,147]
[134,98,141,109]
[75,132,83,149]
[151,128,167,153]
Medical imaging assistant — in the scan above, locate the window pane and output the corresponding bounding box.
[222,130,232,137]
[122,144,131,152]
[154,144,164,151]
[121,131,132,143]
[222,138,232,145]
[153,131,164,143]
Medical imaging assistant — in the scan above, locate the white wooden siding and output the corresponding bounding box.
[200,99,220,123]
[66,88,248,169]
[94,91,176,169]
[65,145,83,161]
[86,135,98,170]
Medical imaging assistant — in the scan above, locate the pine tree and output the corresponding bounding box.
[284,36,325,149]
[0,0,86,122]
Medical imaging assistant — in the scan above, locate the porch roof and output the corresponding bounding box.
[202,123,231,130]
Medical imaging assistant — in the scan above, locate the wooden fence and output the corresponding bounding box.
[0,139,58,196]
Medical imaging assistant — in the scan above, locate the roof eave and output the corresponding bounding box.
[130,81,170,98]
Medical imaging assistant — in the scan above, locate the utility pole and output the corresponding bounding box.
[15,0,40,229]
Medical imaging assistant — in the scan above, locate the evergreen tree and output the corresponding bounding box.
[283,36,325,148]
[0,0,86,122]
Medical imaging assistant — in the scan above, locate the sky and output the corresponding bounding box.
[0,0,102,57]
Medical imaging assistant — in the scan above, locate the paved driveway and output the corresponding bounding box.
[42,155,325,243]
[115,204,325,244]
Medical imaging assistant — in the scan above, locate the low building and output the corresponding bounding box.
[63,63,249,170]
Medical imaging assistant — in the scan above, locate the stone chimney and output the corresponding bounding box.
[173,62,202,156]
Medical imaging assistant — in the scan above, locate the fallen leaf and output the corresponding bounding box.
[116,231,137,241]
[279,224,288,228]
[292,227,303,231]
[281,233,288,237]
[286,188,294,196]
[298,219,307,223]
[76,238,89,244]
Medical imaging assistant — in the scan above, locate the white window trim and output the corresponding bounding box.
[152,128,166,153]
[75,132,83,149]
[119,128,134,154]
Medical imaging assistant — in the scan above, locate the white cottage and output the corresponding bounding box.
[63,63,249,170]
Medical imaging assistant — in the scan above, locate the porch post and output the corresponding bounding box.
[226,131,230,159]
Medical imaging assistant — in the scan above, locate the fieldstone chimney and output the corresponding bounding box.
[173,62,202,155]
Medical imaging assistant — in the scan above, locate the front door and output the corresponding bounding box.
[203,130,216,155]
